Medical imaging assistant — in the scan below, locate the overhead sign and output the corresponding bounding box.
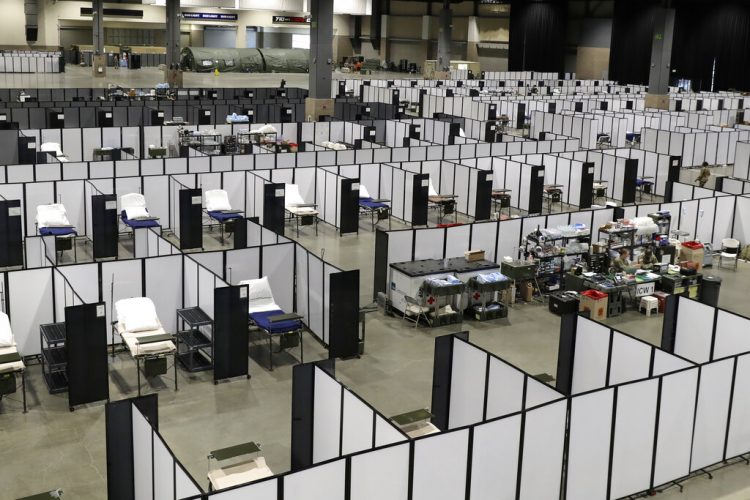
[182,12,238,21]
[273,15,311,24]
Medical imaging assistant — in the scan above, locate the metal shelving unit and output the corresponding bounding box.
[525,230,591,291]
[175,307,213,372]
[40,322,68,394]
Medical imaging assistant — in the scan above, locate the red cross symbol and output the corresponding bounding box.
[473,292,481,301]
[427,296,436,305]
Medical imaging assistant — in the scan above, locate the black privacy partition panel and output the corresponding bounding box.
[475,170,493,221]
[412,173,429,226]
[328,270,360,359]
[179,188,203,250]
[105,394,158,500]
[528,165,545,214]
[233,217,247,249]
[430,331,469,432]
[579,161,595,209]
[263,183,285,236]
[66,302,109,409]
[291,359,334,472]
[92,194,118,260]
[339,178,359,235]
[213,285,249,382]
[555,312,578,396]
[622,158,638,204]
[373,229,389,301]
[0,199,23,267]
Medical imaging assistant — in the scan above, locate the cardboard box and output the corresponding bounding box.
[464,249,485,262]
[680,242,705,271]
[520,281,534,302]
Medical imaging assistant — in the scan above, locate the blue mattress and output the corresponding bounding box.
[40,226,77,236]
[360,198,389,210]
[250,309,301,334]
[208,210,243,222]
[121,211,160,228]
[636,178,654,187]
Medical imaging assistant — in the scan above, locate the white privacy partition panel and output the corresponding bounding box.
[485,356,526,419]
[448,339,487,429]
[341,391,375,455]
[571,317,610,394]
[153,434,175,500]
[132,405,154,500]
[653,368,699,487]
[727,353,750,458]
[283,459,346,500]
[469,415,521,500]
[518,400,566,500]
[313,366,343,464]
[350,443,410,500]
[176,463,203,499]
[713,310,750,359]
[609,378,659,499]
[691,358,734,471]
[608,332,652,385]
[375,415,408,447]
[674,297,715,363]
[565,388,613,500]
[412,430,469,500]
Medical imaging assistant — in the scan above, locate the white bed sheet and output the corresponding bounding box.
[0,344,24,374]
[117,323,175,356]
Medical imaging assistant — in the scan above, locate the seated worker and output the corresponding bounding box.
[611,248,631,273]
[638,246,660,270]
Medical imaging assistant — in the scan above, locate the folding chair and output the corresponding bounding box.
[719,238,740,271]
[403,296,430,328]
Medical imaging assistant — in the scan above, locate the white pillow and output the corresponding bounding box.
[258,124,278,134]
[125,206,149,220]
[205,189,232,211]
[36,204,69,227]
[0,312,14,347]
[239,277,276,307]
[116,297,160,333]
[359,184,371,199]
[285,184,305,206]
[428,179,438,197]
[121,193,146,210]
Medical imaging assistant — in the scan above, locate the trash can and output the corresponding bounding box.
[579,290,608,320]
[700,275,722,307]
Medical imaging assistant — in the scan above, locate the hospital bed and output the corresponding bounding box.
[285,184,319,237]
[391,408,440,439]
[113,297,177,396]
[204,189,243,244]
[358,184,391,230]
[239,277,304,371]
[36,203,78,262]
[428,179,458,224]
[40,142,69,162]
[207,441,273,492]
[0,312,26,413]
[120,193,160,233]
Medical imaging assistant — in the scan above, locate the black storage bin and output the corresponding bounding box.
[549,292,579,315]
[700,275,722,307]
[0,372,16,395]
[144,357,167,377]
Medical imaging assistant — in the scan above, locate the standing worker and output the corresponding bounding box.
[696,162,711,188]
[113,53,119,70]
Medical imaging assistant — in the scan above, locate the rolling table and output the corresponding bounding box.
[543,184,564,213]
[491,188,512,217]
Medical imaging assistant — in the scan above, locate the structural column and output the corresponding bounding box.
[165,0,183,87]
[91,0,106,77]
[645,7,676,110]
[436,0,452,72]
[305,0,335,120]
[466,16,479,64]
